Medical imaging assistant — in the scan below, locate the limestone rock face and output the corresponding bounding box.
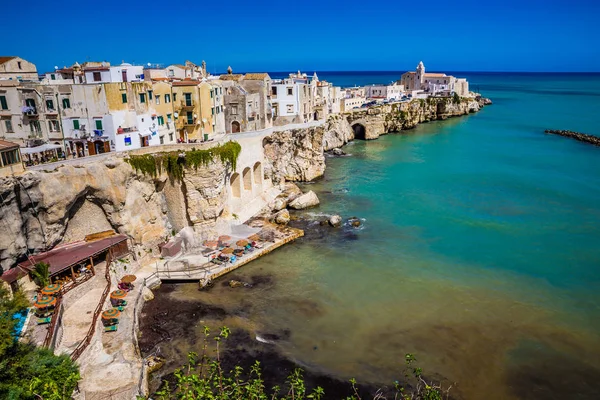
[289,191,320,210]
[322,115,354,151]
[274,209,290,225]
[328,215,342,227]
[0,155,230,272]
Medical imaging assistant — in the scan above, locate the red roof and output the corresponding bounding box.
[0,140,20,151]
[172,80,199,86]
[18,235,128,276]
[0,266,28,283]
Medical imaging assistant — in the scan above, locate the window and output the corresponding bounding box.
[169,132,173,141]
[148,91,153,100]
[210,90,214,98]
[157,116,165,125]
[5,120,13,132]
[0,96,7,110]
[160,136,164,145]
[73,120,80,130]
[165,94,171,103]
[139,93,146,103]
[167,113,172,122]
[51,74,56,80]
[211,107,214,115]
[95,120,103,130]
[1,149,20,166]
[93,72,101,82]
[62,98,71,109]
[122,93,127,103]
[168,70,174,77]
[272,87,277,95]
[17,61,22,70]
[30,120,41,133]
[287,104,294,113]
[287,87,293,95]
[231,105,237,115]
[220,88,223,95]
[186,112,193,124]
[155,95,160,105]
[173,93,177,102]
[46,99,54,110]
[184,93,192,106]
[48,120,59,132]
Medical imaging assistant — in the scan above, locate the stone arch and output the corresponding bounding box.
[253,162,262,186]
[352,123,367,140]
[230,173,241,198]
[231,120,240,133]
[242,167,252,191]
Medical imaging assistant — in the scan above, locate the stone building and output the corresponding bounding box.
[400,61,470,96]
[0,57,38,81]
[0,139,24,177]
[220,72,272,133]
[314,77,343,120]
[365,83,404,100]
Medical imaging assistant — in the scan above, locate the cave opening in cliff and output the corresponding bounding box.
[352,123,366,140]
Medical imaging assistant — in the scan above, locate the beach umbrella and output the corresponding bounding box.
[110,290,127,300]
[221,247,234,254]
[121,275,137,283]
[248,234,260,241]
[101,308,121,320]
[236,240,249,247]
[41,283,61,296]
[34,295,57,309]
[218,235,231,241]
[203,240,218,248]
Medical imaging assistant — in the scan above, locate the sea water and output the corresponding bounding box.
[143,73,600,399]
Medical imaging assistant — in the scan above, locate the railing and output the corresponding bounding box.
[133,272,157,397]
[42,297,64,348]
[180,99,194,108]
[121,127,137,133]
[70,251,113,361]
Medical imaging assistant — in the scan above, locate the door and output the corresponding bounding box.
[103,141,111,153]
[231,121,240,133]
[184,93,192,106]
[87,141,96,156]
[122,70,127,82]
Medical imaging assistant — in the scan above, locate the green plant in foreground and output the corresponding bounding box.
[151,326,451,400]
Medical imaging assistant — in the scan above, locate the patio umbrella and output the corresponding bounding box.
[248,234,260,241]
[121,275,137,283]
[34,295,57,309]
[203,240,218,248]
[236,240,249,247]
[218,235,231,241]
[110,290,127,300]
[221,247,234,254]
[41,283,61,296]
[101,308,121,320]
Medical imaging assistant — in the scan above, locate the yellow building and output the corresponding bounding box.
[172,80,225,142]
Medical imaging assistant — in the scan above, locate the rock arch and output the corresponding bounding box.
[352,123,367,140]
[253,162,262,186]
[230,173,241,198]
[242,167,252,191]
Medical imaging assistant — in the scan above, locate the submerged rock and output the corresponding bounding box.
[274,209,290,225]
[328,215,342,227]
[331,148,346,156]
[289,191,320,210]
[348,217,362,228]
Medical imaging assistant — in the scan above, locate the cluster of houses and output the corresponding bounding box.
[0,56,471,175]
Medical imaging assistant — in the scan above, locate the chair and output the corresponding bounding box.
[117,306,125,312]
[104,325,118,332]
[37,317,51,325]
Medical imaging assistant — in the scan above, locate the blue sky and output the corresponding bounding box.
[3,0,599,73]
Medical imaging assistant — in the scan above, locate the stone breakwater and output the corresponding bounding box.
[544,129,600,146]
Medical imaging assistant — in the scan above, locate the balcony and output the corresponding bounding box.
[119,127,138,133]
[93,129,104,137]
[183,118,197,126]
[46,108,58,115]
[70,129,89,139]
[180,99,194,109]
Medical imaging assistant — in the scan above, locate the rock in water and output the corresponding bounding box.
[331,148,345,156]
[329,215,342,227]
[271,196,288,211]
[348,217,362,228]
[274,209,290,225]
[289,191,320,210]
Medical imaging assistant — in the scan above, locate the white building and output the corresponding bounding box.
[83,62,145,84]
[400,61,470,96]
[270,71,315,125]
[365,83,404,100]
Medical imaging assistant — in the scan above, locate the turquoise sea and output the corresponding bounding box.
[142,72,600,399]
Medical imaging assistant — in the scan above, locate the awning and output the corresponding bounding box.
[139,132,152,138]
[20,143,62,155]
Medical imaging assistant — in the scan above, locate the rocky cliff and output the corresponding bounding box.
[0,156,230,272]
[263,97,490,181]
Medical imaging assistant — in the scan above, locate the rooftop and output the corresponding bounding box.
[0,56,17,65]
[0,139,20,151]
[220,74,243,81]
[244,73,270,80]
[18,234,128,276]
[172,80,200,86]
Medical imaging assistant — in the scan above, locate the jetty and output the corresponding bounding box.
[544,129,600,146]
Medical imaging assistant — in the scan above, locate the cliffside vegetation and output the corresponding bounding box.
[0,286,79,399]
[151,326,449,400]
[126,141,242,182]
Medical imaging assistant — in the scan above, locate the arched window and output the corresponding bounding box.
[253,162,262,186]
[230,173,241,198]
